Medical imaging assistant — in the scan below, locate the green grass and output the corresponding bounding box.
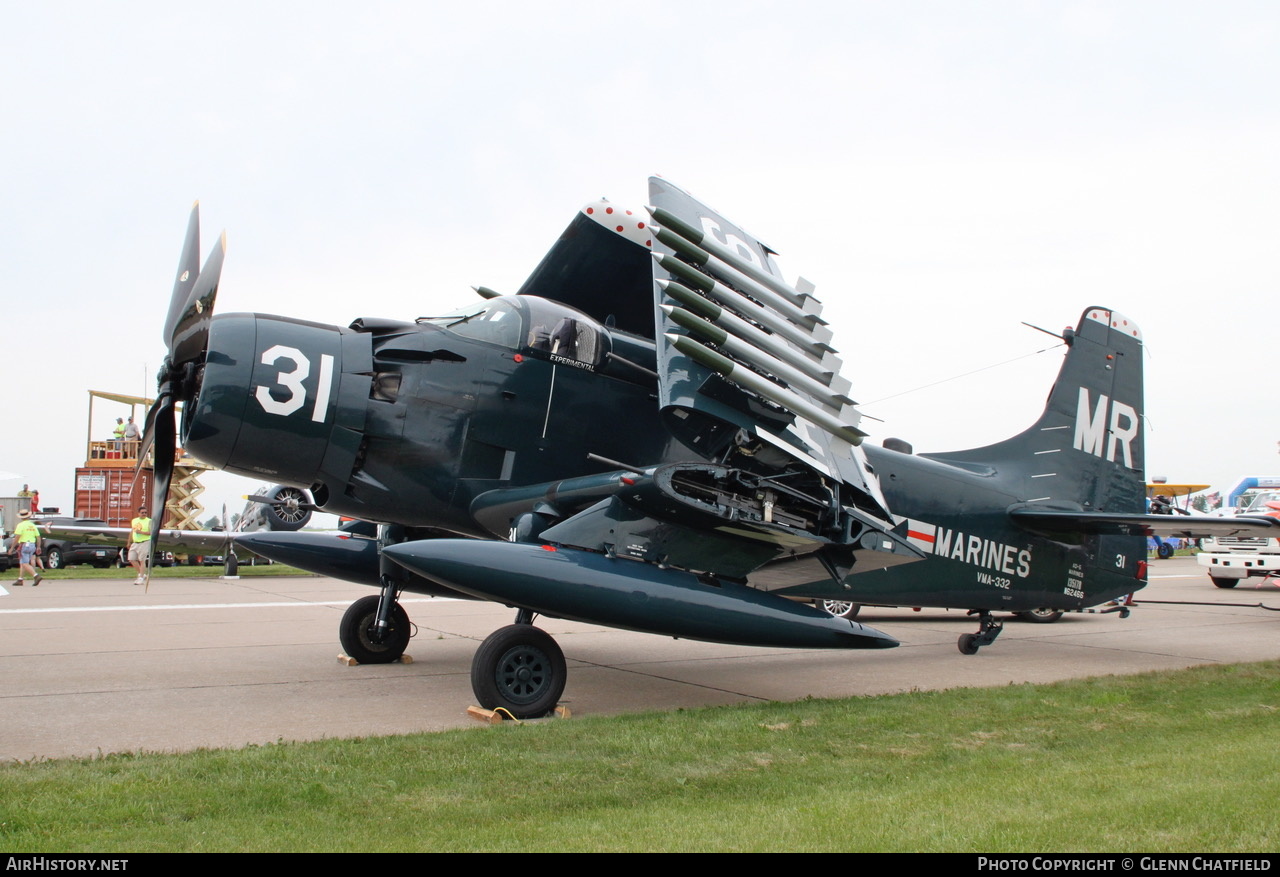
[1,662,1277,852]
[11,563,311,581]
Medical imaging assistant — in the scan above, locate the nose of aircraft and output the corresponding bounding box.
[181,311,353,488]
[145,204,375,534]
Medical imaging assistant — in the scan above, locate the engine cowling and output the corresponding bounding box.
[181,312,373,507]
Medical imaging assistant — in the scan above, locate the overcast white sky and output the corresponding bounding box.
[1,1,1276,521]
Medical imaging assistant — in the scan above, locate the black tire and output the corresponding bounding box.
[958,633,980,655]
[339,595,412,664]
[1210,576,1238,589]
[471,624,566,719]
[818,599,860,619]
[1156,542,1174,559]
[1015,608,1064,624]
[45,547,64,570]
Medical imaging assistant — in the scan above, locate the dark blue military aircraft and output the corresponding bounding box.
[140,177,1278,718]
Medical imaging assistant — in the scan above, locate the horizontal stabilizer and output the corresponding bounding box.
[1010,507,1280,539]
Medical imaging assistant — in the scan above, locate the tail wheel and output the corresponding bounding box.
[339,595,412,664]
[1209,576,1238,589]
[471,624,566,719]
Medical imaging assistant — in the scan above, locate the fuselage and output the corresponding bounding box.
[183,296,685,535]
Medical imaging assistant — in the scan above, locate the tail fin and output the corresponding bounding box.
[923,306,1145,515]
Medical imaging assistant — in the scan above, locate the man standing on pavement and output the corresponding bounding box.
[129,504,152,586]
[10,510,44,587]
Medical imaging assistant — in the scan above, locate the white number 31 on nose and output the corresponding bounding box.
[254,345,334,423]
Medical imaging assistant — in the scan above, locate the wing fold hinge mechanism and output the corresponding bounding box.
[536,462,923,582]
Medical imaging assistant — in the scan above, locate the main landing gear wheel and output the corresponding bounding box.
[1015,608,1064,624]
[958,634,980,655]
[1210,576,1238,589]
[339,595,412,664]
[471,624,566,719]
[819,599,860,619]
[1156,542,1174,559]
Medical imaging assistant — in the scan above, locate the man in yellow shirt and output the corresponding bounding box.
[10,509,43,587]
[129,505,152,586]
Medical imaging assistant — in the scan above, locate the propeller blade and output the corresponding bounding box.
[170,232,226,366]
[134,390,167,502]
[145,392,177,590]
[163,203,202,352]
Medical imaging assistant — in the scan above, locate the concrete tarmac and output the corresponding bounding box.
[1,556,1277,761]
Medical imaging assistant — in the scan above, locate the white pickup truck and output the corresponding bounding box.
[1197,491,1280,588]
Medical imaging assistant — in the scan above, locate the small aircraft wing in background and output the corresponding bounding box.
[37,485,320,560]
[37,520,235,555]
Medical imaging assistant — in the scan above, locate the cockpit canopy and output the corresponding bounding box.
[417,296,607,369]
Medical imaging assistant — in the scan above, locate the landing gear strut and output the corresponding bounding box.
[339,590,412,664]
[470,610,566,719]
[340,526,416,664]
[958,611,1004,655]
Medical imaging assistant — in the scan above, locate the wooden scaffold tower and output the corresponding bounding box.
[80,390,211,529]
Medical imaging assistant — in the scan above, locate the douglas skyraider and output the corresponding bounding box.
[54,178,1279,718]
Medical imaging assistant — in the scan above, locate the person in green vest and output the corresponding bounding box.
[112,418,126,453]
[9,509,43,587]
[129,505,152,586]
